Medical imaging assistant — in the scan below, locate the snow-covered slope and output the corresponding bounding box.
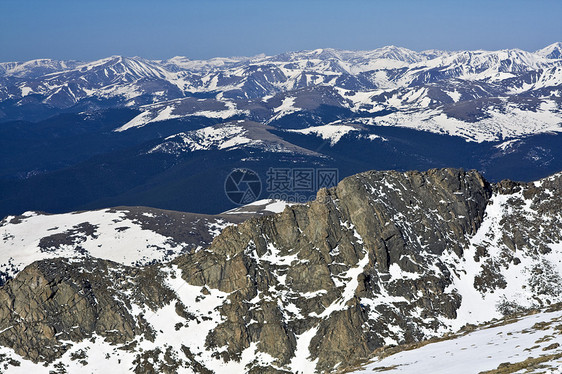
[115,98,248,131]
[363,97,562,142]
[352,306,562,374]
[537,42,562,60]
[448,174,562,325]
[222,198,296,215]
[145,120,324,156]
[0,201,292,285]
[0,207,229,284]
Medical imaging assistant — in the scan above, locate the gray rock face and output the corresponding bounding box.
[0,168,560,373]
[0,259,173,363]
[174,168,492,371]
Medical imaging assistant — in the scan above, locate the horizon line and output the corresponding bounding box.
[1,42,561,65]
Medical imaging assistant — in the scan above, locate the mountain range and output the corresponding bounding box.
[1,44,561,217]
[2,43,561,138]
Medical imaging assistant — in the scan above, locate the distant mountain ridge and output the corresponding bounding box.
[1,44,562,218]
[1,43,561,142]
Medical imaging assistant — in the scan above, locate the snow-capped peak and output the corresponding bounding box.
[0,58,81,78]
[536,42,562,59]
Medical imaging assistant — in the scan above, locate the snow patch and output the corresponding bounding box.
[288,124,359,145]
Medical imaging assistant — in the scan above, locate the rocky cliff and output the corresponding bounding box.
[0,168,561,373]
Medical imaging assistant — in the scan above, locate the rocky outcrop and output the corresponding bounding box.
[0,168,560,373]
[174,168,492,371]
[0,259,173,363]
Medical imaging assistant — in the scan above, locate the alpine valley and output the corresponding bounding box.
[1,44,562,374]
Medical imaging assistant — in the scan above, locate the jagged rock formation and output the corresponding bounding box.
[0,168,561,373]
[174,168,491,372]
[0,259,173,363]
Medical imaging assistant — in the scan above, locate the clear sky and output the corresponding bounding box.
[1,0,561,62]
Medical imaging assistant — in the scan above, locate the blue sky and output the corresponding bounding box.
[1,0,561,61]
